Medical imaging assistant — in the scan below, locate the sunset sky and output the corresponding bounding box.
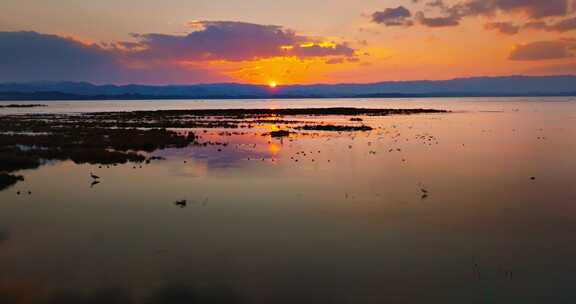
[1,0,575,85]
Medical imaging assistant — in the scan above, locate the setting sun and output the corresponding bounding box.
[268,81,278,88]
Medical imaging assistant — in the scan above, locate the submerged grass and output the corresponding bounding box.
[268,130,292,137]
[298,125,373,132]
[0,173,24,191]
[0,126,196,190]
[0,107,448,190]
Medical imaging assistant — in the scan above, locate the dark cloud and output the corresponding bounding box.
[490,3,576,34]
[426,0,447,8]
[130,21,355,62]
[0,22,357,84]
[485,22,521,34]
[290,43,355,58]
[449,0,571,19]
[509,40,576,61]
[415,12,461,27]
[0,31,122,83]
[371,0,574,32]
[371,6,414,26]
[429,0,573,29]
[444,0,575,34]
[548,17,576,32]
[0,31,227,84]
[499,0,569,18]
[526,17,576,32]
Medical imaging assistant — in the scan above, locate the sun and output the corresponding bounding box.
[268,81,278,88]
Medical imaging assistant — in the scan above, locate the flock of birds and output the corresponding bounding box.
[10,114,549,208]
[78,117,549,204]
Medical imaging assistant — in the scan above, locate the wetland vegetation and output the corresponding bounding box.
[0,107,446,190]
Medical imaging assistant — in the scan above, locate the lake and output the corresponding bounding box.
[1,97,576,303]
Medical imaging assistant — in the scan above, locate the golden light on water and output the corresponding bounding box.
[268,142,281,155]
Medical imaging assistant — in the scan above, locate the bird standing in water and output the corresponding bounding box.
[175,200,187,208]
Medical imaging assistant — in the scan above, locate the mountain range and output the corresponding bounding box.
[0,75,575,100]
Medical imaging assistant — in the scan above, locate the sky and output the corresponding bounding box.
[1,0,575,85]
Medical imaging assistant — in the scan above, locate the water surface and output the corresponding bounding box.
[1,97,576,303]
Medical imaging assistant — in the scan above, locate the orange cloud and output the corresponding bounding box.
[127,21,356,62]
[207,55,362,85]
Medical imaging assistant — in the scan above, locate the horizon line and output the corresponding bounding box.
[2,74,576,87]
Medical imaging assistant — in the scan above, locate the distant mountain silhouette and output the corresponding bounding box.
[1,75,575,100]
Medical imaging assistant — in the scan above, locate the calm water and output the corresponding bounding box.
[2,97,576,303]
[2,96,576,114]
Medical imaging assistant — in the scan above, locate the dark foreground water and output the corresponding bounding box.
[1,97,576,303]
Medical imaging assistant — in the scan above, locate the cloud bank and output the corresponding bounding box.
[130,21,355,62]
[510,40,576,60]
[0,31,124,83]
[371,0,576,33]
[0,21,357,84]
